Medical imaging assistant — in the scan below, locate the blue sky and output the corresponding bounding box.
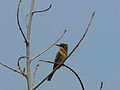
[0,0,120,90]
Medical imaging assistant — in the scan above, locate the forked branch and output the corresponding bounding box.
[39,60,85,90]
[33,12,95,90]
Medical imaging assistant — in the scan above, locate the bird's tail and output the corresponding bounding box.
[47,71,55,81]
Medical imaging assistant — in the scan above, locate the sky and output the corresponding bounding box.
[0,0,120,90]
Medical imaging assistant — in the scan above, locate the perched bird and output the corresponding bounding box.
[47,43,68,81]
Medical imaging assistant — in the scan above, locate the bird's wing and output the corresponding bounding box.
[53,52,60,70]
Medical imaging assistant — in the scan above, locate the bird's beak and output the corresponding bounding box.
[56,44,60,46]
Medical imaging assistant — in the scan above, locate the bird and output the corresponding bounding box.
[47,43,68,81]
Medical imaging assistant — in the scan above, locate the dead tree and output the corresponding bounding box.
[0,0,95,90]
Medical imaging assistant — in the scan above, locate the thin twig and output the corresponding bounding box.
[0,62,23,76]
[100,82,104,90]
[25,14,28,29]
[17,56,27,77]
[64,11,95,62]
[30,30,67,61]
[39,60,54,63]
[33,12,95,90]
[63,64,84,90]
[32,4,52,15]
[39,60,84,90]
[32,64,40,86]
[17,0,28,44]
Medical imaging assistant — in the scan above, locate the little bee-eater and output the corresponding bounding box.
[47,43,68,81]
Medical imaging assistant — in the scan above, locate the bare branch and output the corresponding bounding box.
[33,12,95,90]
[100,82,104,90]
[0,62,24,76]
[30,30,67,61]
[17,0,28,44]
[64,12,95,62]
[26,0,36,89]
[39,60,84,90]
[32,64,40,86]
[25,14,28,29]
[32,4,52,14]
[17,56,27,77]
[39,59,54,63]
[33,61,62,90]
[63,64,84,90]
